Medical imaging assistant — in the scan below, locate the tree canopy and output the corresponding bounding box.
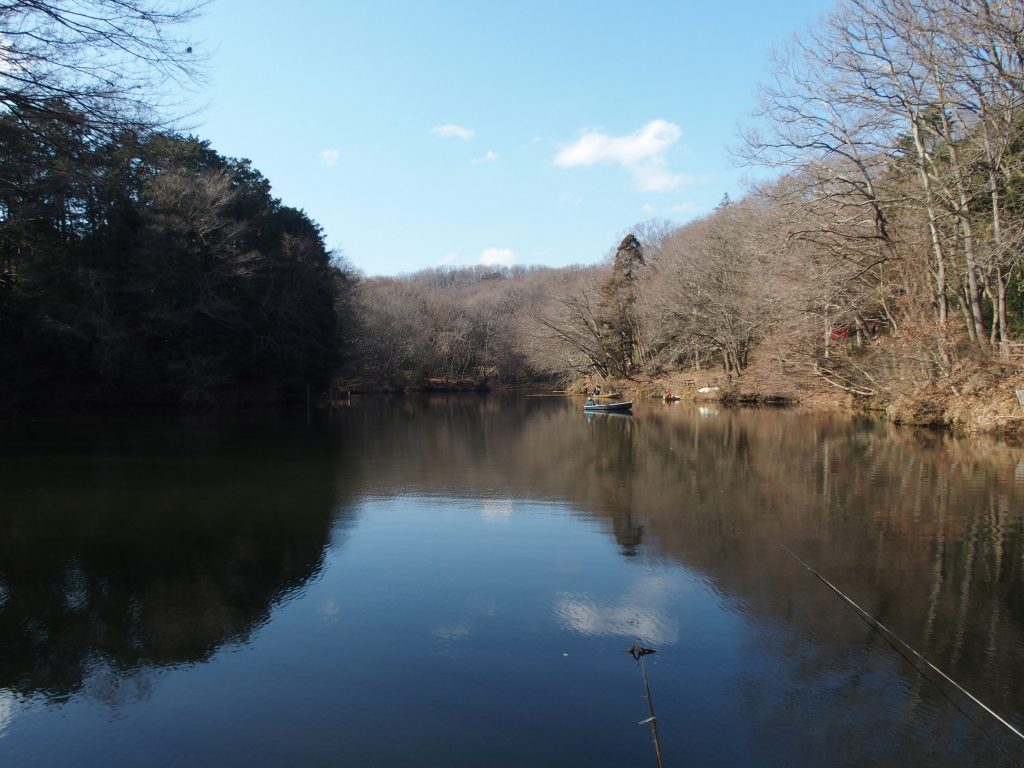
[0,106,356,405]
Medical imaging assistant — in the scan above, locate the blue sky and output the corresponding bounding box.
[184,0,835,275]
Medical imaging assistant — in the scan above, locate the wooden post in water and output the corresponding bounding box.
[629,643,664,768]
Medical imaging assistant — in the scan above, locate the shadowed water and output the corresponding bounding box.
[1,397,1022,766]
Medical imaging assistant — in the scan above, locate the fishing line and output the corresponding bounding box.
[779,542,1024,766]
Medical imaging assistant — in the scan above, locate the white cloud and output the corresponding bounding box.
[642,203,654,213]
[472,149,498,164]
[634,166,688,192]
[438,253,457,266]
[555,119,680,167]
[557,193,583,205]
[670,201,702,215]
[555,119,689,192]
[479,248,515,267]
[0,36,20,75]
[320,149,340,167]
[432,124,475,140]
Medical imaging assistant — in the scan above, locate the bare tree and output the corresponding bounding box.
[743,0,1024,359]
[640,198,780,376]
[0,0,203,131]
[534,266,613,378]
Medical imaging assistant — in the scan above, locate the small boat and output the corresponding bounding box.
[584,398,632,412]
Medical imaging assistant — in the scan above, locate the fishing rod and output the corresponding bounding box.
[779,541,1024,765]
[628,642,665,768]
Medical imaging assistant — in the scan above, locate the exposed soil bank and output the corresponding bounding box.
[574,356,1024,439]
[881,366,1024,438]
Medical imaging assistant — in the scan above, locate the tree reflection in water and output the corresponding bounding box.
[338,395,1024,762]
[1,398,1022,767]
[0,412,354,704]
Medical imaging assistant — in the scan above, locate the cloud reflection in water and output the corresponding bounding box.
[552,575,680,645]
[432,622,473,642]
[0,690,16,740]
[480,500,515,521]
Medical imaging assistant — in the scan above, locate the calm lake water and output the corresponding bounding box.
[1,396,1023,767]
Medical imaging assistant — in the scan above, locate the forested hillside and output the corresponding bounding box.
[0,114,356,404]
[2,0,1023,428]
[0,1,356,405]
[348,0,1024,433]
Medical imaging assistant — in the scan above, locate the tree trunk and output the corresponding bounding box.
[909,120,950,324]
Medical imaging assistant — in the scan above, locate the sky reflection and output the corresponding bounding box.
[1,402,1022,767]
[552,575,684,645]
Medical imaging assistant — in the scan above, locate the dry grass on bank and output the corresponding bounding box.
[576,341,1024,438]
[885,362,1024,437]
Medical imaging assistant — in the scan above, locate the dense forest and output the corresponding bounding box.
[0,1,355,405]
[2,0,1023,421]
[0,116,355,405]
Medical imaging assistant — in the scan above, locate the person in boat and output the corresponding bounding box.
[586,397,595,406]
[593,385,601,396]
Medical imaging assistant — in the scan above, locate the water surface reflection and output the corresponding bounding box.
[332,396,1024,765]
[0,399,1021,767]
[0,414,353,705]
